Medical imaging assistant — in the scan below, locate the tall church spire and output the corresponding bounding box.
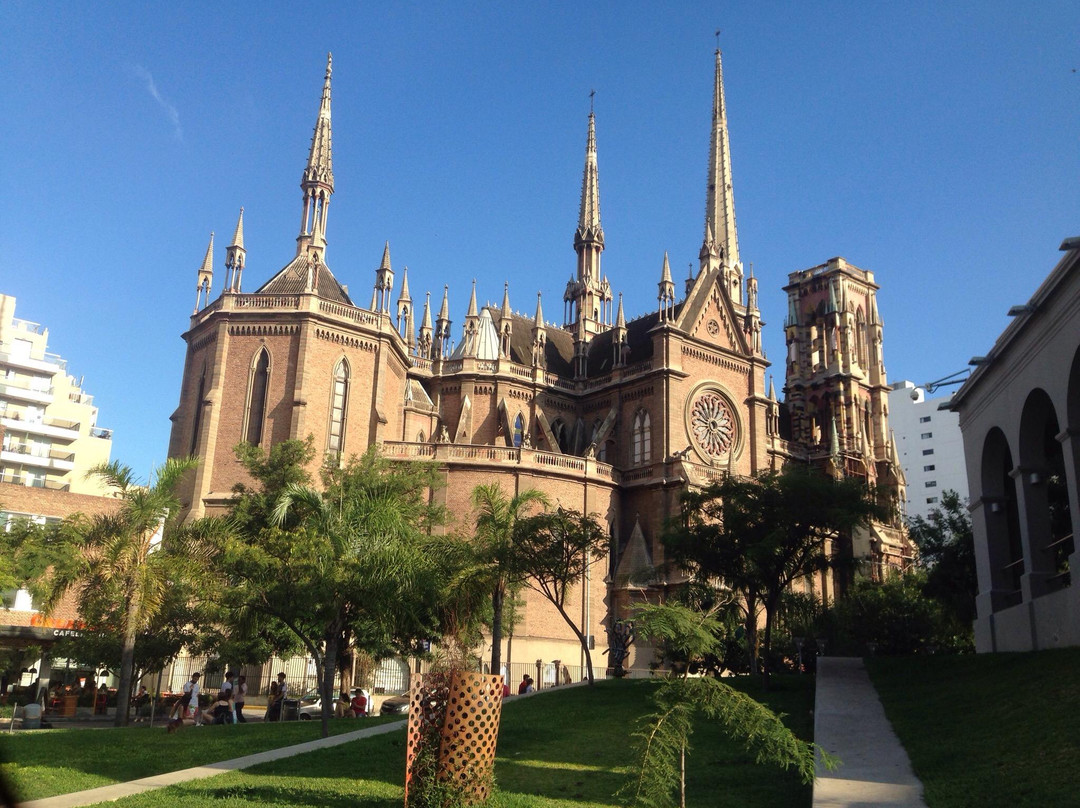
[570,105,611,340]
[296,53,335,263]
[702,46,742,300]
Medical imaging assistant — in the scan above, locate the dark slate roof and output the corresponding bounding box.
[505,312,574,377]
[255,254,354,305]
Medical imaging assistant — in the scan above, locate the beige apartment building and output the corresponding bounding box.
[0,295,113,498]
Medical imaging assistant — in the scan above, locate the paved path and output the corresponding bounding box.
[20,720,406,808]
[813,657,927,808]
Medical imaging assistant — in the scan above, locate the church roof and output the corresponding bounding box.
[255,253,353,305]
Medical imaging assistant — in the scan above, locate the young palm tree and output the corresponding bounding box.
[470,484,548,677]
[40,457,198,726]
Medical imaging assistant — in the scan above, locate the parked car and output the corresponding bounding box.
[297,690,322,720]
[380,692,411,716]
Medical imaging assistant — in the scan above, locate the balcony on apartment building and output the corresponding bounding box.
[0,379,54,405]
[0,469,70,492]
[0,411,81,441]
[0,347,66,376]
[0,441,76,472]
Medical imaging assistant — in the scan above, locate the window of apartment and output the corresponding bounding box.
[926,497,938,504]
[925,480,937,488]
[632,409,651,465]
[327,359,350,454]
[923,464,936,472]
[919,415,931,423]
[920,432,933,439]
[922,449,934,456]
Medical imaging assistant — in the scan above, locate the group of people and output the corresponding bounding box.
[517,675,536,694]
[335,688,370,718]
[167,670,249,731]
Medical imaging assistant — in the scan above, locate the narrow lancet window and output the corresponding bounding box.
[328,359,350,454]
[245,349,270,446]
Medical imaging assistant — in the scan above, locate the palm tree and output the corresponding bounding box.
[40,457,198,726]
[470,484,549,678]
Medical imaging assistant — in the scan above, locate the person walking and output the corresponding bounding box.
[234,675,248,723]
[184,672,203,725]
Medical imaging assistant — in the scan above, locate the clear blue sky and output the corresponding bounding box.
[2,1,1077,481]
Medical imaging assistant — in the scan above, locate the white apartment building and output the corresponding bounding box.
[0,295,112,496]
[888,380,970,521]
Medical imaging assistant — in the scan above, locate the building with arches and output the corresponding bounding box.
[167,50,907,671]
[950,237,1080,652]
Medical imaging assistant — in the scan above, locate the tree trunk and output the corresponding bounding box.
[553,602,595,684]
[490,584,504,675]
[320,625,339,739]
[113,591,141,727]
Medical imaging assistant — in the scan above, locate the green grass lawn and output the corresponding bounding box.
[867,648,1080,808]
[0,715,402,802]
[1,677,815,807]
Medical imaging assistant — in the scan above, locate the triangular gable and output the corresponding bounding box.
[675,268,749,354]
[454,395,472,443]
[614,516,656,589]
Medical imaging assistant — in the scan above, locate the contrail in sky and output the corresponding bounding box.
[133,64,182,141]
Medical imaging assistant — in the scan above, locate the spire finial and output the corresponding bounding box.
[589,88,596,114]
[715,28,721,52]
[534,291,545,326]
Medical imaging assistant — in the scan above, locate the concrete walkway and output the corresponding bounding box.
[813,657,927,808]
[20,720,406,808]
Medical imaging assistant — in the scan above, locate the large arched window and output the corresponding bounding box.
[244,349,270,446]
[632,410,651,465]
[327,358,350,454]
[189,365,206,456]
[512,413,525,447]
[981,427,1024,607]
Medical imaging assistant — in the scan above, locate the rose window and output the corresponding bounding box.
[690,392,736,458]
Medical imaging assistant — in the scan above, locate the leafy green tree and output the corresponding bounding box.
[222,444,452,738]
[513,507,607,683]
[829,571,972,654]
[621,601,832,808]
[908,489,977,627]
[30,458,201,726]
[468,484,548,677]
[664,465,882,684]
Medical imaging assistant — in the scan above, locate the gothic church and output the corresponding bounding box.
[169,50,909,672]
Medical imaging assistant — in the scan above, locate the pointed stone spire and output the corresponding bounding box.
[658,252,676,321]
[534,291,545,327]
[418,291,434,358]
[577,111,602,242]
[685,261,696,296]
[296,53,335,263]
[615,293,626,330]
[226,208,246,292]
[702,46,743,306]
[571,106,610,340]
[466,279,479,318]
[768,375,776,400]
[195,232,214,313]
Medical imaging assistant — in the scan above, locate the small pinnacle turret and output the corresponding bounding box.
[373,241,394,314]
[499,282,513,358]
[658,252,676,322]
[532,292,547,368]
[435,286,452,359]
[396,264,412,338]
[226,208,246,292]
[418,291,434,357]
[195,232,214,313]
